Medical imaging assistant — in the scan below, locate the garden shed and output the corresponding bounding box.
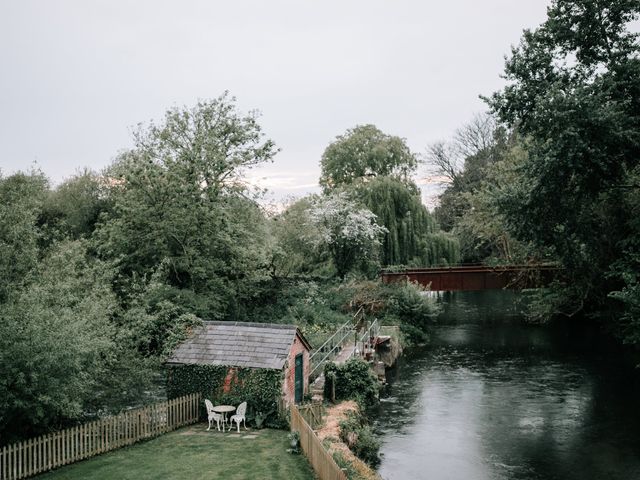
[166,321,312,407]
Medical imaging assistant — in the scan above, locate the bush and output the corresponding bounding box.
[339,411,381,467]
[324,358,379,408]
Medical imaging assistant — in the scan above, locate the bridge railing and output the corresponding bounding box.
[381,262,561,274]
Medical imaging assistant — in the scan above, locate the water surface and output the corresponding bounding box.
[375,291,640,480]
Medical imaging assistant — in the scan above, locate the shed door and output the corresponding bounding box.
[294,353,304,404]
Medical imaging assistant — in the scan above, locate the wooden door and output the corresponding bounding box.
[294,353,304,404]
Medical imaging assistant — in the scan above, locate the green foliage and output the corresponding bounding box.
[451,143,541,264]
[0,241,154,443]
[40,170,112,243]
[95,94,276,320]
[339,411,381,467]
[0,171,48,302]
[166,365,285,428]
[320,124,417,191]
[342,279,439,344]
[385,282,439,342]
[430,115,520,264]
[354,176,460,266]
[324,358,379,408]
[484,0,640,325]
[268,197,331,278]
[608,167,640,345]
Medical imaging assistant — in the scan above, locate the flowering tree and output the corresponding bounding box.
[307,193,387,278]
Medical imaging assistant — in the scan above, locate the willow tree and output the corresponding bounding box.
[355,176,459,266]
[319,124,458,267]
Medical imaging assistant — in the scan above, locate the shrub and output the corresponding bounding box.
[339,411,381,467]
[324,358,379,408]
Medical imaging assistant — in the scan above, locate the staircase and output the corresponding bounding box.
[308,312,380,402]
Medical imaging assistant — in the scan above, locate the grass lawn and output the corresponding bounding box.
[37,424,315,480]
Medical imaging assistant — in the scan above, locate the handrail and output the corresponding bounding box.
[309,324,353,379]
[309,307,366,380]
[351,318,379,360]
[309,318,353,362]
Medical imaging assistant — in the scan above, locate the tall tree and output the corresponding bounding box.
[96,94,277,320]
[319,125,417,191]
[39,170,112,244]
[354,176,459,266]
[0,241,153,442]
[487,0,640,320]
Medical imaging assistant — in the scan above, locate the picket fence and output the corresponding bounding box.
[0,393,201,480]
[291,404,346,480]
[296,403,324,430]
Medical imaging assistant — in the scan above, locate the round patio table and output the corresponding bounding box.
[212,405,235,432]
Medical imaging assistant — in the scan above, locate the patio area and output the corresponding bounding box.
[37,424,314,480]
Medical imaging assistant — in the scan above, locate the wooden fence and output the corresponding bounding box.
[0,393,201,480]
[296,403,324,430]
[291,405,346,480]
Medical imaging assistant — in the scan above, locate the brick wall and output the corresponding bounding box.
[282,333,310,405]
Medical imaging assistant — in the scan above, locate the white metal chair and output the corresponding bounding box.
[204,399,224,431]
[230,401,247,433]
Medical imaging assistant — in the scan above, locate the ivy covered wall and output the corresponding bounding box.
[166,364,285,426]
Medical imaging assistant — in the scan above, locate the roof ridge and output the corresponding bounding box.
[203,320,298,330]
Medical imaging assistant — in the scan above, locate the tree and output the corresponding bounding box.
[426,113,502,188]
[453,144,539,263]
[267,197,331,278]
[354,176,459,266]
[0,171,48,302]
[127,91,278,198]
[0,241,153,442]
[95,95,276,320]
[486,0,640,321]
[428,114,510,236]
[306,193,387,278]
[319,125,417,191]
[39,170,112,244]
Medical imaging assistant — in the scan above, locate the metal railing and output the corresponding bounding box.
[309,319,354,381]
[351,318,380,360]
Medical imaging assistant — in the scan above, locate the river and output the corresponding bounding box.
[375,291,640,480]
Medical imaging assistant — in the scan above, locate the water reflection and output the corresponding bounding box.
[375,291,640,480]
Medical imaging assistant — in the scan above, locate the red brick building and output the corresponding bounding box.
[168,321,312,406]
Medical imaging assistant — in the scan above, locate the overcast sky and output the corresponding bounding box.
[0,1,550,206]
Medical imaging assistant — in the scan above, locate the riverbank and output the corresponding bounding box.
[316,401,381,480]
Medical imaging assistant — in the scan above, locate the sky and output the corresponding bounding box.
[0,0,551,207]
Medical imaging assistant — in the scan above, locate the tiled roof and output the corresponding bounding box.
[167,321,307,370]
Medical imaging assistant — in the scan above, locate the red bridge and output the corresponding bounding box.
[380,264,559,292]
